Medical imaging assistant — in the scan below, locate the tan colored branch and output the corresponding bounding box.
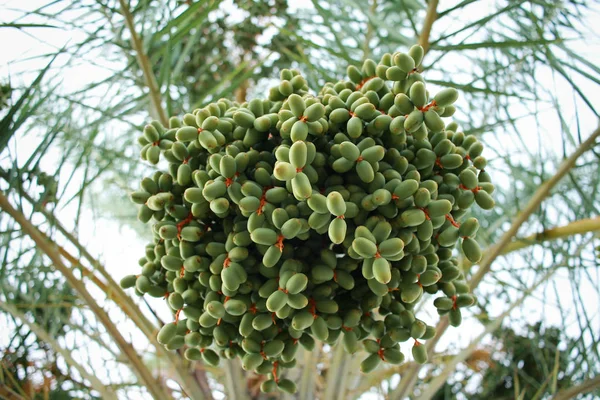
[0,172,210,399]
[553,375,600,400]
[0,191,170,400]
[500,216,600,255]
[419,0,439,54]
[118,0,168,125]
[470,125,600,290]
[0,384,26,400]
[0,362,30,400]
[57,233,210,399]
[57,235,210,399]
[0,301,116,400]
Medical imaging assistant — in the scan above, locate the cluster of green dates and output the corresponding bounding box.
[121,44,494,394]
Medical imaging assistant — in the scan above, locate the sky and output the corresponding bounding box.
[0,0,599,399]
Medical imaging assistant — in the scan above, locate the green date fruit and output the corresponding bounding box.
[123,43,495,393]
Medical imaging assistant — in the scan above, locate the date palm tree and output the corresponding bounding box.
[0,0,599,399]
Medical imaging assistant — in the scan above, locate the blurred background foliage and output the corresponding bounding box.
[0,0,599,399]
